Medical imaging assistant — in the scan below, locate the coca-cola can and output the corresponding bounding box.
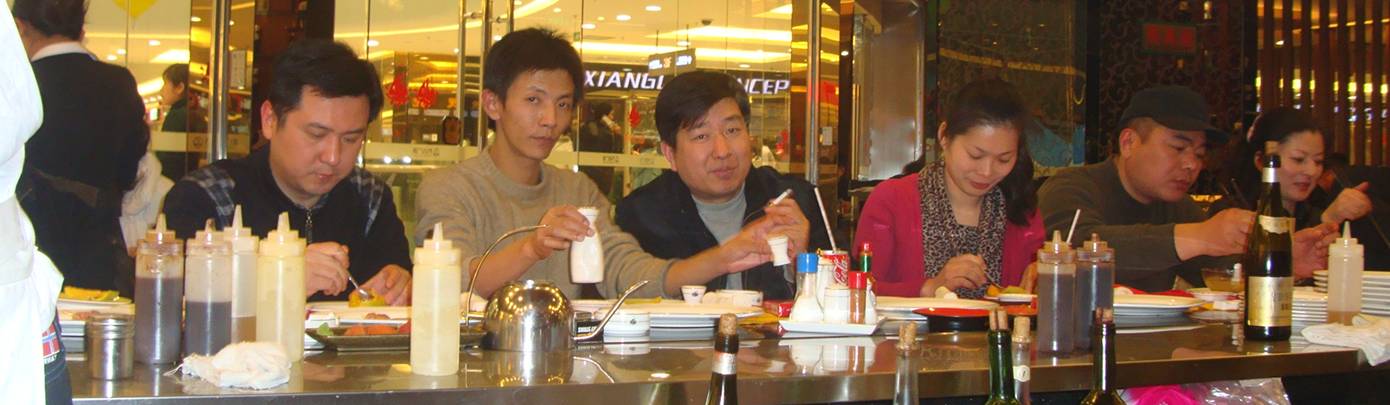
[818,249,850,285]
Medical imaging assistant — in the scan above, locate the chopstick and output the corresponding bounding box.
[1225,178,1252,210]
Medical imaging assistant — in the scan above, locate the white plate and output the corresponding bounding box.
[779,319,880,335]
[1313,270,1390,279]
[874,296,998,320]
[58,297,132,309]
[574,301,764,329]
[1114,294,1205,309]
[307,302,482,325]
[996,293,1035,304]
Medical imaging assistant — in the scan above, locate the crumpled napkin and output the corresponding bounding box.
[1300,314,1390,365]
[177,342,290,389]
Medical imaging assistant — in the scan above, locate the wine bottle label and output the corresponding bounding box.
[712,352,737,376]
[1262,167,1277,183]
[1257,215,1294,235]
[1247,276,1293,327]
[1013,365,1031,382]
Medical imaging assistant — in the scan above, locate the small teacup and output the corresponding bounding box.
[681,285,707,304]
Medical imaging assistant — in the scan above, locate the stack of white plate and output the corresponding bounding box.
[1312,270,1390,316]
[1292,288,1327,324]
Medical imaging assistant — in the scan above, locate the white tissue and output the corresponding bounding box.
[179,342,290,389]
[1301,314,1390,366]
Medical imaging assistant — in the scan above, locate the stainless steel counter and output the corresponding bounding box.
[69,323,1382,404]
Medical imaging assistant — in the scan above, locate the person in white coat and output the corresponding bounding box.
[0,3,70,404]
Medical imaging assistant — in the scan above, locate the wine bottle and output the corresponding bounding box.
[893,322,919,405]
[1243,154,1294,341]
[985,309,1021,405]
[706,314,739,405]
[1080,309,1125,405]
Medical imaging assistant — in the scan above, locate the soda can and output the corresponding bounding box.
[818,249,850,285]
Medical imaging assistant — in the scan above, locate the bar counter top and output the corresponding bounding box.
[68,321,1387,404]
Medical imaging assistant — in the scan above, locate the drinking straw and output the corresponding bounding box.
[812,185,839,252]
[1065,209,1082,245]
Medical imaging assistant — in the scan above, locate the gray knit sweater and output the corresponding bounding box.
[414,151,672,299]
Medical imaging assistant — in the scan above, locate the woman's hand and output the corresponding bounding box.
[1323,182,1373,225]
[918,254,987,296]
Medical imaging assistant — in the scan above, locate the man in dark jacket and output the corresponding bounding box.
[15,0,149,296]
[162,40,413,304]
[616,71,829,300]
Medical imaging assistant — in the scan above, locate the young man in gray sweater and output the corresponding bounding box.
[415,29,799,299]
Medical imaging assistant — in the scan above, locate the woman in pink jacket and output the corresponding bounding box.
[854,78,1045,299]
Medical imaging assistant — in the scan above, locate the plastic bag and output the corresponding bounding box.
[1123,378,1290,405]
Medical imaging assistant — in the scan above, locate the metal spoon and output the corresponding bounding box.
[346,273,373,301]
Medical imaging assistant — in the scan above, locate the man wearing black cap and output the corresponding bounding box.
[1037,86,1251,291]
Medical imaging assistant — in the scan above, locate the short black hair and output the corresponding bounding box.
[484,28,584,103]
[654,71,751,150]
[162,63,190,87]
[267,39,383,123]
[588,102,614,121]
[12,0,86,40]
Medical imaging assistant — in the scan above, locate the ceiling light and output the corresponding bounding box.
[493,35,502,41]
[553,7,562,13]
[840,50,848,56]
[739,63,750,68]
[453,48,460,54]
[1275,40,1285,46]
[645,5,661,12]
[597,16,605,21]
[514,0,522,4]
[616,14,631,21]
[582,23,596,30]
[655,26,792,43]
[228,20,235,26]
[148,39,161,46]
[150,49,190,64]
[190,16,202,22]
[366,39,380,47]
[677,40,690,47]
[106,54,117,61]
[116,48,127,55]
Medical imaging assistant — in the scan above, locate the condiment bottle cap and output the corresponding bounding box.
[848,271,868,289]
[144,214,176,244]
[796,253,819,273]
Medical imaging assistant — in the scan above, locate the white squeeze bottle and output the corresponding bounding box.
[1327,222,1364,325]
[570,207,605,284]
[412,223,462,376]
[256,212,307,361]
[222,205,259,343]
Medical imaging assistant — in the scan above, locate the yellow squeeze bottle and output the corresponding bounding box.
[256,212,307,361]
[411,223,462,375]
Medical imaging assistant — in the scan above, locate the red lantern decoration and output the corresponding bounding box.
[386,72,409,107]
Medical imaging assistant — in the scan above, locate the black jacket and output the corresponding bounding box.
[615,167,831,300]
[19,53,149,294]
[162,147,413,301]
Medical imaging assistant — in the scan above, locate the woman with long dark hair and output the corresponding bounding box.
[1222,106,1371,229]
[854,78,1044,298]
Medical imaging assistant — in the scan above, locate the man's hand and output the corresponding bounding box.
[919,254,987,297]
[1293,222,1339,279]
[520,205,594,261]
[1177,208,1255,259]
[762,197,811,255]
[305,242,349,297]
[362,265,412,305]
[717,220,775,274]
[1323,182,1373,225]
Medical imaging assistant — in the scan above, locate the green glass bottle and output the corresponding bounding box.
[1080,309,1125,405]
[984,309,1021,405]
[1244,154,1294,341]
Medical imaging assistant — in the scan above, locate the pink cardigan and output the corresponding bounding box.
[853,173,1045,297]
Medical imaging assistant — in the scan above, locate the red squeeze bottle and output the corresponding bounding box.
[848,271,868,324]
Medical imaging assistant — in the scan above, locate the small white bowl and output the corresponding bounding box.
[602,309,651,337]
[1187,288,1236,303]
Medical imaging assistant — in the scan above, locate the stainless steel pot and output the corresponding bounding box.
[482,279,648,352]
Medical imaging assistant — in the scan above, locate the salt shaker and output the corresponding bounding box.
[86,313,135,380]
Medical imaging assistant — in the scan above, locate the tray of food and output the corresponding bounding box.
[304,323,485,352]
